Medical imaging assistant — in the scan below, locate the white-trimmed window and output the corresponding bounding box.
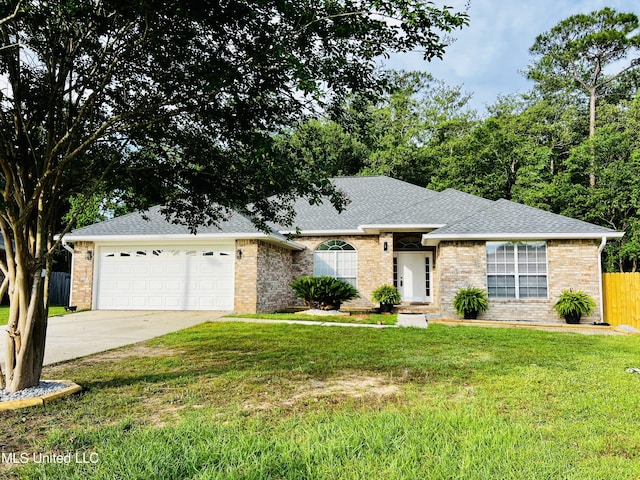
[486,241,548,299]
[314,240,357,287]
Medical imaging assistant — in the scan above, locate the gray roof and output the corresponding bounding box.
[66,176,621,240]
[68,205,263,237]
[276,176,440,231]
[426,199,617,238]
[376,188,495,226]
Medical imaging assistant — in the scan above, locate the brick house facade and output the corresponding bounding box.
[66,176,622,323]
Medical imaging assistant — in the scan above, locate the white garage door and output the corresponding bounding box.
[96,244,234,310]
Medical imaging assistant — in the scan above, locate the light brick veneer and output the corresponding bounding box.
[234,239,297,313]
[291,234,394,309]
[71,241,95,310]
[437,239,602,323]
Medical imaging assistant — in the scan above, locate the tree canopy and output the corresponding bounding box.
[527,7,640,186]
[0,0,468,391]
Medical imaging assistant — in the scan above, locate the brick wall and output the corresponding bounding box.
[233,240,297,313]
[437,239,602,323]
[234,240,259,313]
[256,241,296,313]
[71,241,95,310]
[292,234,394,309]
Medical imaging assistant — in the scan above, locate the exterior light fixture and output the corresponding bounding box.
[86,250,93,261]
[383,242,388,252]
[236,249,242,260]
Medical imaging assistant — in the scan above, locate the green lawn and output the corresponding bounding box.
[2,322,640,479]
[0,306,69,326]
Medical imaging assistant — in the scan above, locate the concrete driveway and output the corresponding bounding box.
[1,310,227,367]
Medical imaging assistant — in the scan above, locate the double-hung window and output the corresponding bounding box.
[486,241,548,299]
[314,240,358,287]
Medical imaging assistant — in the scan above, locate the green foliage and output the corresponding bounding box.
[553,290,596,318]
[528,7,640,101]
[289,276,359,310]
[371,284,401,306]
[63,191,132,229]
[277,119,368,177]
[452,287,489,317]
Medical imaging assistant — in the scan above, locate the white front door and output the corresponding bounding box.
[396,252,432,303]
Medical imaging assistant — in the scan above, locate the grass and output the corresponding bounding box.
[0,306,68,326]
[225,311,397,325]
[1,321,640,478]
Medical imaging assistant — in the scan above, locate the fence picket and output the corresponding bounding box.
[603,273,640,330]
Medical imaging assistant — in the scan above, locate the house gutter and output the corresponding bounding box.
[61,239,74,307]
[62,232,306,251]
[598,235,607,324]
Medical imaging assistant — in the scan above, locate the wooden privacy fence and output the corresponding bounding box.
[49,271,71,306]
[603,273,640,330]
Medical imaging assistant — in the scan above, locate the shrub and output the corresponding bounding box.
[452,287,489,318]
[553,289,596,323]
[289,276,359,310]
[371,285,401,306]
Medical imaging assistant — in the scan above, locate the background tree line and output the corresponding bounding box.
[278,7,640,272]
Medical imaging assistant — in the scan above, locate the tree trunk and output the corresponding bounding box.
[3,265,49,392]
[0,276,9,390]
[589,88,597,188]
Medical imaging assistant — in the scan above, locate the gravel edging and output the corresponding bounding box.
[0,380,69,402]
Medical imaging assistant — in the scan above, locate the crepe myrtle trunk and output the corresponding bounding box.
[1,232,50,392]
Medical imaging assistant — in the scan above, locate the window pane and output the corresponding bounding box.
[519,276,547,298]
[314,241,358,287]
[336,251,357,278]
[314,251,335,277]
[488,275,515,298]
[489,241,547,299]
[517,242,547,298]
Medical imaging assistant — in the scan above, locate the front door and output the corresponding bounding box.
[396,252,432,303]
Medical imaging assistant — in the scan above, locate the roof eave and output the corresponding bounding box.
[279,224,446,236]
[359,224,445,234]
[422,231,625,246]
[278,229,365,236]
[62,232,306,251]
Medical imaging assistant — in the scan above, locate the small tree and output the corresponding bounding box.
[0,1,468,391]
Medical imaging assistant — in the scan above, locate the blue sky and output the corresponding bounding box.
[382,0,640,113]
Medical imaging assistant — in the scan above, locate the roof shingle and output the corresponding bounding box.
[66,176,621,240]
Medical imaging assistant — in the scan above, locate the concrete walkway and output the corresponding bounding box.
[0,310,227,367]
[213,316,626,335]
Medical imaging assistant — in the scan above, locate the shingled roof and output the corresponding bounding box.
[68,205,262,237]
[275,176,441,232]
[424,198,618,241]
[65,176,622,241]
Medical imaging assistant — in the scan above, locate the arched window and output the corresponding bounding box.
[395,235,427,251]
[313,240,357,287]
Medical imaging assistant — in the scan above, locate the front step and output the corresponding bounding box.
[395,303,440,315]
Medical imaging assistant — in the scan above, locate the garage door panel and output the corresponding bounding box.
[97,245,234,311]
[131,280,147,290]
